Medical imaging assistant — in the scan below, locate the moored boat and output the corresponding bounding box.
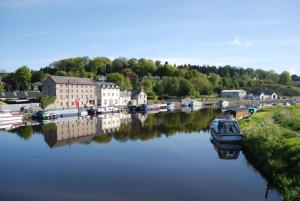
[210,117,242,142]
[0,110,23,126]
[32,111,58,120]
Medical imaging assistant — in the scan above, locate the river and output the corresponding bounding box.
[0,109,282,201]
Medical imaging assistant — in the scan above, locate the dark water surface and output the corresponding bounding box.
[0,109,281,201]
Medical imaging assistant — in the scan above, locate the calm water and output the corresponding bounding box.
[0,109,281,201]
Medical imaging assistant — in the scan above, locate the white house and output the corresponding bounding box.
[131,89,147,106]
[245,92,277,100]
[95,81,120,107]
[221,90,247,99]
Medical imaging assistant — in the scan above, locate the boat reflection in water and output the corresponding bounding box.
[210,138,242,160]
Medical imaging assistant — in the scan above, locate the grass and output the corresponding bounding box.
[240,106,300,201]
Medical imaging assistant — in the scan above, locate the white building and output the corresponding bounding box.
[131,89,147,106]
[95,81,120,107]
[221,90,247,99]
[95,81,147,107]
[119,90,132,106]
[245,92,277,100]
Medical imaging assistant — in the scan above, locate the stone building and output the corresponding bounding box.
[221,90,247,99]
[42,75,96,109]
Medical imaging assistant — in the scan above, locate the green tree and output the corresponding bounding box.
[107,72,127,90]
[89,57,112,75]
[15,66,32,90]
[279,71,292,85]
[0,84,5,92]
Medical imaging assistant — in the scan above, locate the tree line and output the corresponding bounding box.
[1,56,299,98]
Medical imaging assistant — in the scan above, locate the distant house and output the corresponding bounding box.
[224,108,249,120]
[0,91,42,100]
[131,89,147,106]
[245,92,265,100]
[265,92,278,100]
[245,92,277,100]
[221,90,247,99]
[181,97,192,106]
[293,80,300,86]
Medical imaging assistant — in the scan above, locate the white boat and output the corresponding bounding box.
[0,111,23,126]
[167,102,175,110]
[79,109,88,116]
[210,117,242,142]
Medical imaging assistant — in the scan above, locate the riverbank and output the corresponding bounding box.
[240,106,300,201]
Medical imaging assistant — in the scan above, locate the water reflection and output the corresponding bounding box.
[210,138,242,160]
[8,109,220,148]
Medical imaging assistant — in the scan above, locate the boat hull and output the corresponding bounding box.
[210,128,242,142]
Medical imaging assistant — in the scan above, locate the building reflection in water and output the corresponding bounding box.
[43,113,146,148]
[210,138,242,160]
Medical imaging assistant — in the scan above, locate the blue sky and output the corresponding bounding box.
[0,0,300,74]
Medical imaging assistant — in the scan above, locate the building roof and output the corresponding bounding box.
[131,89,144,98]
[95,81,119,88]
[49,75,95,85]
[120,90,132,97]
[0,91,42,99]
[221,90,246,93]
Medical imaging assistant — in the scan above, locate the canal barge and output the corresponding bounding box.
[210,117,242,142]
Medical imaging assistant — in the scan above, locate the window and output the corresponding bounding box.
[66,95,68,98]
[60,95,63,98]
[71,95,73,98]
[60,102,63,106]
[60,90,63,93]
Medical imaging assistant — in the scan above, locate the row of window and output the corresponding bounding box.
[59,89,93,93]
[102,92,119,97]
[58,100,94,106]
[58,95,93,99]
[59,84,93,88]
[103,99,119,105]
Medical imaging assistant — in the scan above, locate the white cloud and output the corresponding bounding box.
[232,36,252,47]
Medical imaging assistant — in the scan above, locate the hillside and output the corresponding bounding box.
[2,56,300,98]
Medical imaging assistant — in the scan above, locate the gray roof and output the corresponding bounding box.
[120,90,132,97]
[0,91,42,99]
[131,89,143,98]
[221,90,246,93]
[95,81,119,88]
[49,75,95,85]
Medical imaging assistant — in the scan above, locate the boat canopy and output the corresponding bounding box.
[212,120,241,134]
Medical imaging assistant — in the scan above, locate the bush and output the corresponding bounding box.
[40,96,56,109]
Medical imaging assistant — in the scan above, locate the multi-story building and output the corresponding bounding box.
[42,75,147,109]
[42,75,96,109]
[95,81,120,107]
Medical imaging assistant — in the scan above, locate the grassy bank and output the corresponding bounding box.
[240,106,300,201]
